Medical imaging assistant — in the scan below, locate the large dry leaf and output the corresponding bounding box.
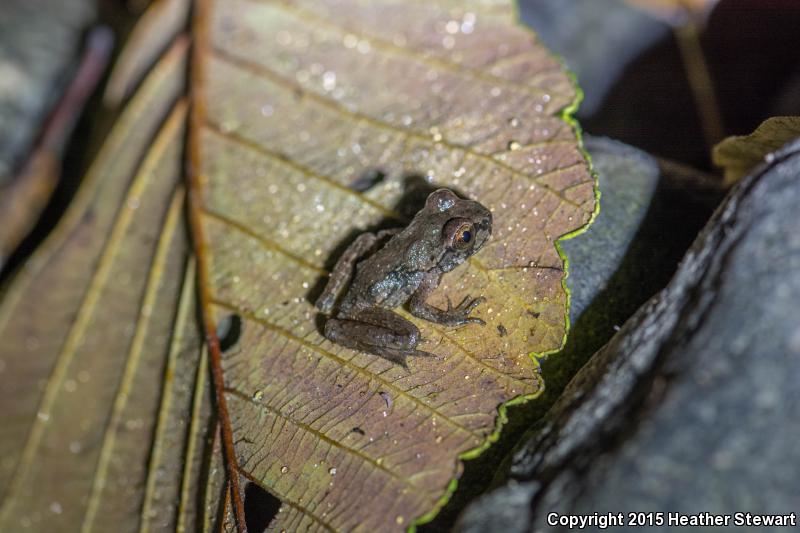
[0,39,214,532]
[188,0,595,530]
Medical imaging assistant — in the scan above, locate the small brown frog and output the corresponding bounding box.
[315,189,492,367]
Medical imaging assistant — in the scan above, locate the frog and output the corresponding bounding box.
[315,188,493,367]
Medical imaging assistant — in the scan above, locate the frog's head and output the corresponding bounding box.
[424,188,493,272]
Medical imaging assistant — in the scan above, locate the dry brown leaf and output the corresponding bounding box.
[104,0,191,107]
[188,0,596,530]
[0,39,212,532]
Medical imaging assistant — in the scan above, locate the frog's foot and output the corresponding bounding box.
[440,295,486,327]
[322,307,434,368]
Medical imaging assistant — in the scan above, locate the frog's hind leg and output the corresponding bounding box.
[323,308,433,368]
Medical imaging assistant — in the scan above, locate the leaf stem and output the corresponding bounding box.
[674,20,724,155]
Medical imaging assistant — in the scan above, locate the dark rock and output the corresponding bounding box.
[0,0,96,183]
[530,136,721,436]
[456,140,800,532]
[563,136,659,321]
[518,0,669,116]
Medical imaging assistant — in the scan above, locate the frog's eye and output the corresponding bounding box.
[444,218,475,251]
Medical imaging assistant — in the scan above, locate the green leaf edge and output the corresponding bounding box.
[408,4,602,530]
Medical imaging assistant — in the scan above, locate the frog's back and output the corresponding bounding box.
[341,249,422,312]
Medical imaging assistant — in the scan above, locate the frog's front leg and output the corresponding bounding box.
[315,229,400,313]
[323,307,432,368]
[408,271,486,327]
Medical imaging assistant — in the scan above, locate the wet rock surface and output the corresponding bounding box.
[0,0,95,183]
[456,140,800,532]
[562,136,659,321]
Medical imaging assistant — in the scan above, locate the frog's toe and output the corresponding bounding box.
[379,350,410,369]
[463,296,486,312]
[388,349,439,370]
[452,295,485,312]
[375,347,435,368]
[442,296,486,326]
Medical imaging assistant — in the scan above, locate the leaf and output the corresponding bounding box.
[104,0,191,107]
[712,116,800,185]
[0,26,113,268]
[187,0,595,530]
[0,39,209,532]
